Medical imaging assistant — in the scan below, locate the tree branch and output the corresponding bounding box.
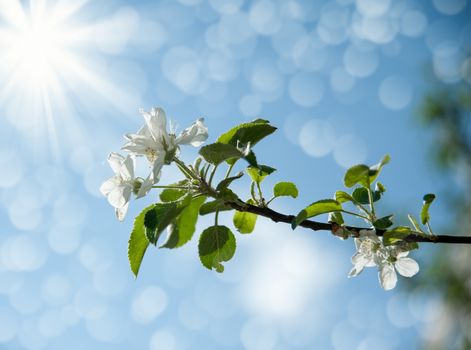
[225,201,471,244]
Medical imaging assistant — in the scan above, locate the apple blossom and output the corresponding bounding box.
[100,153,153,221]
[122,107,208,179]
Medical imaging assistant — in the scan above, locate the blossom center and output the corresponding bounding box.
[145,147,158,163]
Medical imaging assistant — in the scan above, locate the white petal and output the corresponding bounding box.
[395,257,419,277]
[396,250,409,258]
[151,154,165,184]
[352,252,368,265]
[106,186,127,208]
[176,118,208,147]
[107,153,125,175]
[136,174,153,199]
[122,141,148,155]
[348,264,364,277]
[100,177,120,197]
[142,107,168,144]
[379,264,397,291]
[354,238,361,250]
[120,155,135,180]
[115,202,129,221]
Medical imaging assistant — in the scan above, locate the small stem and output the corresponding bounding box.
[266,196,276,206]
[224,163,235,179]
[341,210,371,222]
[174,157,197,180]
[426,222,435,235]
[204,164,210,180]
[151,185,189,189]
[256,181,265,206]
[215,209,219,226]
[354,202,371,216]
[367,187,376,220]
[208,164,219,187]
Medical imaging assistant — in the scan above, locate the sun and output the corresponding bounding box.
[11,10,63,86]
[0,1,84,94]
[0,0,134,158]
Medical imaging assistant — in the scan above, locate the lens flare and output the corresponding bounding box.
[0,0,135,158]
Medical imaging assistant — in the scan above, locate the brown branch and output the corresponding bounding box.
[226,201,471,244]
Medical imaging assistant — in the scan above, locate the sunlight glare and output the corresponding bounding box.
[0,0,139,159]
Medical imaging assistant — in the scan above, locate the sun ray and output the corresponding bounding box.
[0,0,139,160]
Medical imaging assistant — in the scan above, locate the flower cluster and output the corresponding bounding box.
[100,107,208,221]
[348,229,419,290]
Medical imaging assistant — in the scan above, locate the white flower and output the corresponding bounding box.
[376,249,419,291]
[122,107,208,178]
[348,229,382,277]
[100,153,153,221]
[348,229,420,291]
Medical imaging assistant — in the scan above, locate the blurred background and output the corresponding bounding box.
[0,0,470,349]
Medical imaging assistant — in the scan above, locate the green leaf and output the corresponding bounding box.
[335,191,355,204]
[144,198,190,245]
[233,200,257,234]
[246,165,276,184]
[273,182,298,199]
[407,214,422,232]
[217,120,277,147]
[375,182,386,193]
[383,226,413,246]
[373,215,394,230]
[199,143,245,165]
[128,204,154,278]
[216,172,243,191]
[344,164,370,188]
[293,199,342,228]
[159,180,188,202]
[161,196,207,249]
[352,187,381,204]
[199,200,232,215]
[343,155,391,188]
[369,154,391,184]
[198,225,236,273]
[233,211,257,234]
[328,211,344,225]
[421,193,436,225]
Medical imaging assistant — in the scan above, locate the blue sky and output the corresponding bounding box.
[0,0,470,349]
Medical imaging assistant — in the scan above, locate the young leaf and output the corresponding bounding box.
[344,164,370,188]
[335,191,355,204]
[246,165,275,184]
[344,155,391,188]
[216,171,243,191]
[383,226,413,246]
[199,143,245,165]
[352,187,381,205]
[273,182,298,199]
[199,200,232,215]
[161,196,207,249]
[421,193,436,225]
[233,200,257,234]
[198,225,236,273]
[375,182,386,193]
[373,215,394,230]
[217,120,277,147]
[144,199,190,245]
[328,211,344,225]
[293,199,342,228]
[159,180,188,202]
[368,154,391,184]
[128,204,155,278]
